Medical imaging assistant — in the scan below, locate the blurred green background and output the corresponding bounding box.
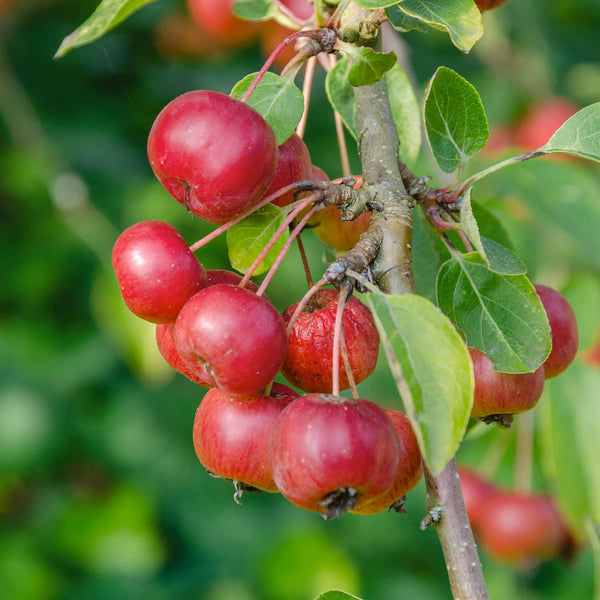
[1,1,599,598]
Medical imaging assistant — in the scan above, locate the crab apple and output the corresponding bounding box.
[314,176,370,251]
[457,468,497,531]
[156,323,211,386]
[193,384,298,493]
[477,491,572,563]
[282,288,380,394]
[175,284,287,396]
[350,410,423,515]
[186,0,260,48]
[205,269,259,294]
[469,348,545,422]
[535,285,579,379]
[147,90,278,225]
[112,220,207,323]
[515,98,578,152]
[475,0,510,11]
[270,394,401,519]
[265,133,312,207]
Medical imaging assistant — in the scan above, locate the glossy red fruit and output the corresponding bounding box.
[147,90,278,225]
[193,384,298,493]
[535,285,579,379]
[112,220,207,323]
[266,133,312,207]
[175,284,287,396]
[475,0,510,11]
[515,98,578,152]
[351,410,423,515]
[469,348,545,421]
[270,394,401,518]
[457,468,497,531]
[282,288,380,393]
[186,0,260,48]
[478,491,572,563]
[156,322,211,386]
[205,269,259,294]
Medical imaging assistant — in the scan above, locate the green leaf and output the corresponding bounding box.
[232,0,274,20]
[437,253,551,373]
[543,102,600,162]
[470,202,515,251]
[226,204,289,275]
[424,66,489,173]
[314,592,363,600]
[55,0,158,58]
[231,72,304,145]
[338,43,397,87]
[385,6,429,32]
[562,274,600,351]
[354,0,401,8]
[539,361,600,534]
[325,60,420,168]
[366,293,474,475]
[387,0,483,53]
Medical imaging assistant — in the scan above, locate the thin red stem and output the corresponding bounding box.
[329,55,351,174]
[296,233,314,287]
[286,278,327,334]
[257,205,319,297]
[340,321,359,399]
[457,229,474,253]
[331,285,350,396]
[296,56,317,138]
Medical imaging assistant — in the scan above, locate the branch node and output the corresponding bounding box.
[420,504,445,530]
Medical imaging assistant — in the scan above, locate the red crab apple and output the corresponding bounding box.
[469,348,545,424]
[282,288,380,393]
[457,468,497,531]
[147,90,278,224]
[205,269,260,294]
[475,0,510,11]
[535,285,579,379]
[270,394,401,519]
[193,384,298,493]
[351,410,423,515]
[112,220,207,323]
[175,284,287,396]
[478,491,572,563]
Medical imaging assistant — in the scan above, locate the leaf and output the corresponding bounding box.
[470,202,515,251]
[539,360,600,535]
[232,0,274,20]
[314,592,363,600]
[424,66,489,173]
[338,44,397,87]
[55,0,158,58]
[385,6,429,32]
[437,253,551,373]
[325,60,420,168]
[226,204,289,275]
[543,102,600,162]
[366,293,473,475]
[387,0,483,53]
[231,72,304,145]
[460,188,488,262]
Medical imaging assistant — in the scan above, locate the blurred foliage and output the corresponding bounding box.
[0,0,599,598]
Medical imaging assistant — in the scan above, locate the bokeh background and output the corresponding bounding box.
[1,0,599,598]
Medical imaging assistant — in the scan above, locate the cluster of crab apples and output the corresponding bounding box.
[112,88,578,519]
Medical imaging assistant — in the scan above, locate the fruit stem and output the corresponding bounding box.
[296,56,317,138]
[286,278,327,334]
[332,283,351,397]
[328,0,351,28]
[239,194,317,289]
[330,55,352,175]
[257,205,319,297]
[295,233,314,287]
[514,409,535,493]
[340,325,359,399]
[457,230,474,253]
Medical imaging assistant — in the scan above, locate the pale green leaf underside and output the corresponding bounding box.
[226,204,289,276]
[543,102,600,162]
[326,60,420,168]
[55,0,158,58]
[437,254,551,373]
[314,592,363,600]
[354,0,401,8]
[231,72,303,145]
[388,0,483,53]
[424,66,488,173]
[344,46,397,87]
[367,293,473,475]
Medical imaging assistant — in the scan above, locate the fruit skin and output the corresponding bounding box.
[469,348,545,418]
[515,98,578,152]
[186,0,260,48]
[477,491,572,563]
[205,269,259,294]
[282,288,380,394]
[112,220,207,323]
[457,468,497,530]
[535,285,579,379]
[156,322,212,386]
[193,384,298,492]
[270,394,401,515]
[266,133,312,207]
[350,410,423,515]
[474,0,510,11]
[147,90,278,225]
[175,284,288,396]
